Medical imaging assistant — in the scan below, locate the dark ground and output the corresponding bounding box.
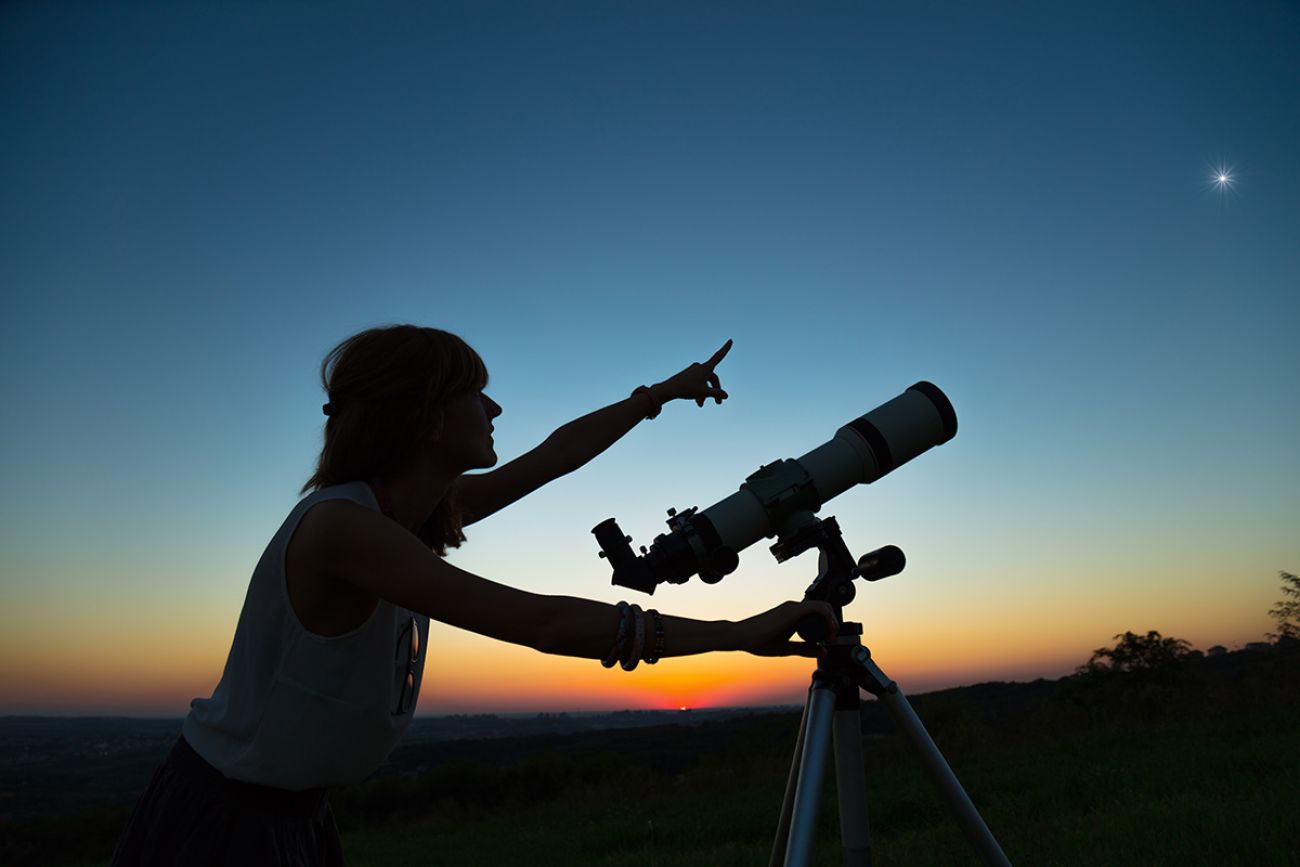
[2,645,1295,866]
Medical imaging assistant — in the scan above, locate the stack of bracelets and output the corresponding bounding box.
[601,602,666,671]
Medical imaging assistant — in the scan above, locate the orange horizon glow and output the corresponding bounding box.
[0,568,1277,717]
[0,614,1270,716]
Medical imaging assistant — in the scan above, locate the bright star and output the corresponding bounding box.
[1207,161,1237,197]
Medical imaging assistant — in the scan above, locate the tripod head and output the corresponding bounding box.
[784,515,906,641]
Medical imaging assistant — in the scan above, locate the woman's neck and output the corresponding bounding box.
[373,464,458,535]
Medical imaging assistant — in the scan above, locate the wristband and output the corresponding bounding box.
[622,604,645,671]
[645,609,665,664]
[601,602,631,669]
[630,385,662,420]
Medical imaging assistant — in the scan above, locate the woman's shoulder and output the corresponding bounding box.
[292,484,383,553]
[287,488,384,637]
[300,480,378,510]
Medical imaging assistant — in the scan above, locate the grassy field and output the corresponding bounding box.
[12,647,1299,866]
[329,647,1300,866]
[336,701,1298,865]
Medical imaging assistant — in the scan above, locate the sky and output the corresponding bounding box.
[1,0,1297,716]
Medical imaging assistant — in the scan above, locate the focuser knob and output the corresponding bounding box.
[854,545,906,582]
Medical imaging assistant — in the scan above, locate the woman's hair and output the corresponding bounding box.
[301,324,488,556]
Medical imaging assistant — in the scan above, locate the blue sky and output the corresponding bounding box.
[1,0,1297,713]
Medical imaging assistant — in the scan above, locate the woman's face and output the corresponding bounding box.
[437,388,502,471]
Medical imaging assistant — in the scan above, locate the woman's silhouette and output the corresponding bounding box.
[110,324,835,865]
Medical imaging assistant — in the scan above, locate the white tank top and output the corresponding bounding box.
[183,480,429,790]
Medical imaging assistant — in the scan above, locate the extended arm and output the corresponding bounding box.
[300,497,833,659]
[458,340,733,525]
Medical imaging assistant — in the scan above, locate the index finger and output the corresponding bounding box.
[705,338,734,369]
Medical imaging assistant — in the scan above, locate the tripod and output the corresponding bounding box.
[767,516,1012,867]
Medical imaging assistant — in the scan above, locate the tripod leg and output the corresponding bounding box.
[782,675,837,867]
[859,651,1013,867]
[833,705,872,866]
[769,693,811,867]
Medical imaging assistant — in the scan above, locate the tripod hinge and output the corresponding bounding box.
[852,646,897,696]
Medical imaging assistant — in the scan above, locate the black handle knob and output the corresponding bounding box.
[856,545,906,582]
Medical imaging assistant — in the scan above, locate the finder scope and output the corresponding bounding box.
[593,381,956,594]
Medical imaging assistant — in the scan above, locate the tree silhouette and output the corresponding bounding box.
[1076,630,1191,676]
[1267,570,1300,641]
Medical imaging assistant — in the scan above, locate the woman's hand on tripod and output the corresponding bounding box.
[734,600,837,657]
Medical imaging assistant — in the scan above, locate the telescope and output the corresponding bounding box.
[593,382,1014,867]
[593,381,957,594]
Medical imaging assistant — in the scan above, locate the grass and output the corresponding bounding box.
[17,649,1300,866]
[338,704,1300,865]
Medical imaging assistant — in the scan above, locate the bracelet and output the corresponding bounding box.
[630,385,662,420]
[644,609,665,664]
[601,602,631,669]
[621,605,645,671]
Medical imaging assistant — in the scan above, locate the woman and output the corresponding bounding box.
[111,324,835,866]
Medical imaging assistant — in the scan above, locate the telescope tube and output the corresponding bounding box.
[594,382,956,592]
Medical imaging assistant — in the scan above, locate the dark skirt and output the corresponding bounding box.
[110,735,346,867]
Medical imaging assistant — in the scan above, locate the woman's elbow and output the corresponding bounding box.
[524,600,569,656]
[528,599,603,659]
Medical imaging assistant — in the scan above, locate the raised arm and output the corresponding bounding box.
[299,496,833,659]
[458,340,734,525]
